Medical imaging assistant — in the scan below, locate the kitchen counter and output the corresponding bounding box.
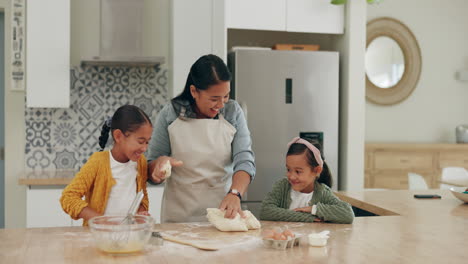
[1,189,467,263]
[18,170,77,186]
[18,170,165,227]
[18,170,166,186]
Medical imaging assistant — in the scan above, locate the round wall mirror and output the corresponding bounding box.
[366,36,405,88]
[366,17,421,105]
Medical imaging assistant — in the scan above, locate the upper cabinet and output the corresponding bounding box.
[286,0,344,34]
[226,0,286,31]
[226,0,344,34]
[26,0,70,108]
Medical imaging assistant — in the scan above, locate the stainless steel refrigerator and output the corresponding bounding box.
[228,49,339,217]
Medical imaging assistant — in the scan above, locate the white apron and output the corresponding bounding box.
[161,107,236,223]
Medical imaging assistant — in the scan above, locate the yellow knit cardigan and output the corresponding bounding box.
[60,151,149,226]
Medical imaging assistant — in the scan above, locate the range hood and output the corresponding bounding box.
[81,0,164,67]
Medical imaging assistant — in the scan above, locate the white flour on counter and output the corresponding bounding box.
[56,232,93,241]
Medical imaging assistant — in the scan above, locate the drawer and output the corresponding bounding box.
[364,173,370,188]
[372,173,408,190]
[365,152,372,170]
[370,171,432,190]
[373,151,433,170]
[438,152,468,169]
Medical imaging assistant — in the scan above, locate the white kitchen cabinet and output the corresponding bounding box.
[71,218,83,226]
[26,187,71,228]
[226,0,344,34]
[26,0,70,107]
[26,185,165,227]
[286,0,344,34]
[147,185,164,224]
[171,0,226,97]
[226,0,286,31]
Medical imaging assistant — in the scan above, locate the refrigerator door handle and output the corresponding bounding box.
[285,78,293,104]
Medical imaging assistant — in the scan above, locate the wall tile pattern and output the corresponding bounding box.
[24,65,168,170]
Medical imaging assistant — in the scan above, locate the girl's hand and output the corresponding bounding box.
[149,156,183,183]
[136,210,150,216]
[78,207,102,221]
[293,206,312,213]
[313,217,323,222]
[219,194,245,219]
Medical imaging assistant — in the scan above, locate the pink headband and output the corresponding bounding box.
[287,137,323,168]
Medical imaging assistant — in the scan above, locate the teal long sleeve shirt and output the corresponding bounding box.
[260,178,354,224]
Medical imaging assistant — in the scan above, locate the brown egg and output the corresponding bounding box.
[262,229,275,239]
[273,233,284,240]
[283,229,295,238]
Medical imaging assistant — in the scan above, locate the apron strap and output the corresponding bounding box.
[179,106,187,120]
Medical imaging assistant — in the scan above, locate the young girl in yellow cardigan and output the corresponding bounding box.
[60,105,152,226]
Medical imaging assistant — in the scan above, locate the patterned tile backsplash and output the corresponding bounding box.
[25,65,169,170]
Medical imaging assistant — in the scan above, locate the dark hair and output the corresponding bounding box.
[287,141,332,188]
[173,54,231,104]
[98,105,152,151]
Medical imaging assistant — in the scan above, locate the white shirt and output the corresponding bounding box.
[104,151,138,215]
[289,188,318,215]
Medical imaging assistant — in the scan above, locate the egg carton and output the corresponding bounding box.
[262,236,301,250]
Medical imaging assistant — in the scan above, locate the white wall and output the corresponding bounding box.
[2,0,27,228]
[334,0,367,191]
[366,0,468,142]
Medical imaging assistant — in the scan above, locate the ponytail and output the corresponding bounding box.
[98,118,112,151]
[317,162,332,188]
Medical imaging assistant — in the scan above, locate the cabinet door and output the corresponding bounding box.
[172,0,216,97]
[27,187,71,228]
[147,186,164,224]
[286,0,344,34]
[226,0,286,31]
[71,219,83,227]
[26,0,70,107]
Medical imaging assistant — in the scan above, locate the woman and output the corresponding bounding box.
[147,54,256,223]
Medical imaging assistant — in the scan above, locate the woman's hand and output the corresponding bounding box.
[219,194,245,219]
[293,206,312,213]
[149,156,183,183]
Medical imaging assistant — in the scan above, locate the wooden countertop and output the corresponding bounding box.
[18,170,77,185]
[365,142,468,150]
[1,189,467,263]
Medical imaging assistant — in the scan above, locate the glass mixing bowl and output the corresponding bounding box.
[88,215,154,254]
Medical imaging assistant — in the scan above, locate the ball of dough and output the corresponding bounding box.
[161,160,172,178]
[206,208,261,232]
